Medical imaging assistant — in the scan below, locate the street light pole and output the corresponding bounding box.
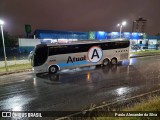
[117,21,126,39]
[0,20,8,71]
[120,25,122,38]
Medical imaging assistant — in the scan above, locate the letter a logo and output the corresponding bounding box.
[88,46,103,63]
[91,49,100,59]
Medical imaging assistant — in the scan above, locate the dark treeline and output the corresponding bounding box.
[0,31,18,47]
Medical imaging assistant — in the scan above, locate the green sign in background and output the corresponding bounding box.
[89,31,96,40]
[25,24,31,33]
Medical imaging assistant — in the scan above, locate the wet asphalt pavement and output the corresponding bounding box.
[0,56,160,113]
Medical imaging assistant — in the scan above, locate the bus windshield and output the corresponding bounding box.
[33,44,48,67]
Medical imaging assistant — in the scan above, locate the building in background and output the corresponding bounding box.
[34,30,88,40]
[17,29,160,55]
[33,30,144,40]
[18,38,41,53]
[132,18,147,33]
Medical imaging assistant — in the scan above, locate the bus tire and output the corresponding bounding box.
[49,65,58,74]
[111,58,117,65]
[102,58,110,66]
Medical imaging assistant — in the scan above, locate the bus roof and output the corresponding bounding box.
[46,39,129,46]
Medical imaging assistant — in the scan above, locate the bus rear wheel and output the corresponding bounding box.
[102,58,110,66]
[111,58,117,65]
[49,65,58,74]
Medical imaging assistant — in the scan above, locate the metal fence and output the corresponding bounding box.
[0,47,32,73]
[0,47,31,60]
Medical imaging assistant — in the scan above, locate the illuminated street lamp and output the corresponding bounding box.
[0,19,8,71]
[117,21,127,38]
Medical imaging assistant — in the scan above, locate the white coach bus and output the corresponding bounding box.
[32,39,130,74]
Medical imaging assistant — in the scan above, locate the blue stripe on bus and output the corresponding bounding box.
[58,60,91,68]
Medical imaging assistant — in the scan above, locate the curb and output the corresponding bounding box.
[130,53,160,58]
[0,69,32,76]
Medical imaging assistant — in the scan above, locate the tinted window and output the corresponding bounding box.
[49,45,69,55]
[48,41,130,56]
[101,41,129,50]
[114,41,130,48]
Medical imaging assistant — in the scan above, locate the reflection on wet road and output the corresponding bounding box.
[0,56,160,112]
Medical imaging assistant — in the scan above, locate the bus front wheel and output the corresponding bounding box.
[49,65,58,74]
[102,58,110,66]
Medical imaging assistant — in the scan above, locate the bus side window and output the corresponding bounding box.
[103,44,108,50]
[50,47,57,55]
[105,44,108,47]
[80,44,89,52]
[98,44,101,48]
[108,42,115,49]
[116,41,129,49]
[84,44,90,52]
[74,45,79,50]
[59,46,67,54]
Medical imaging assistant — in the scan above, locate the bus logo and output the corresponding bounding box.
[87,46,103,63]
[67,55,86,63]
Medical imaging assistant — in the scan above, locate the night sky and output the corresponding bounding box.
[0,0,160,35]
